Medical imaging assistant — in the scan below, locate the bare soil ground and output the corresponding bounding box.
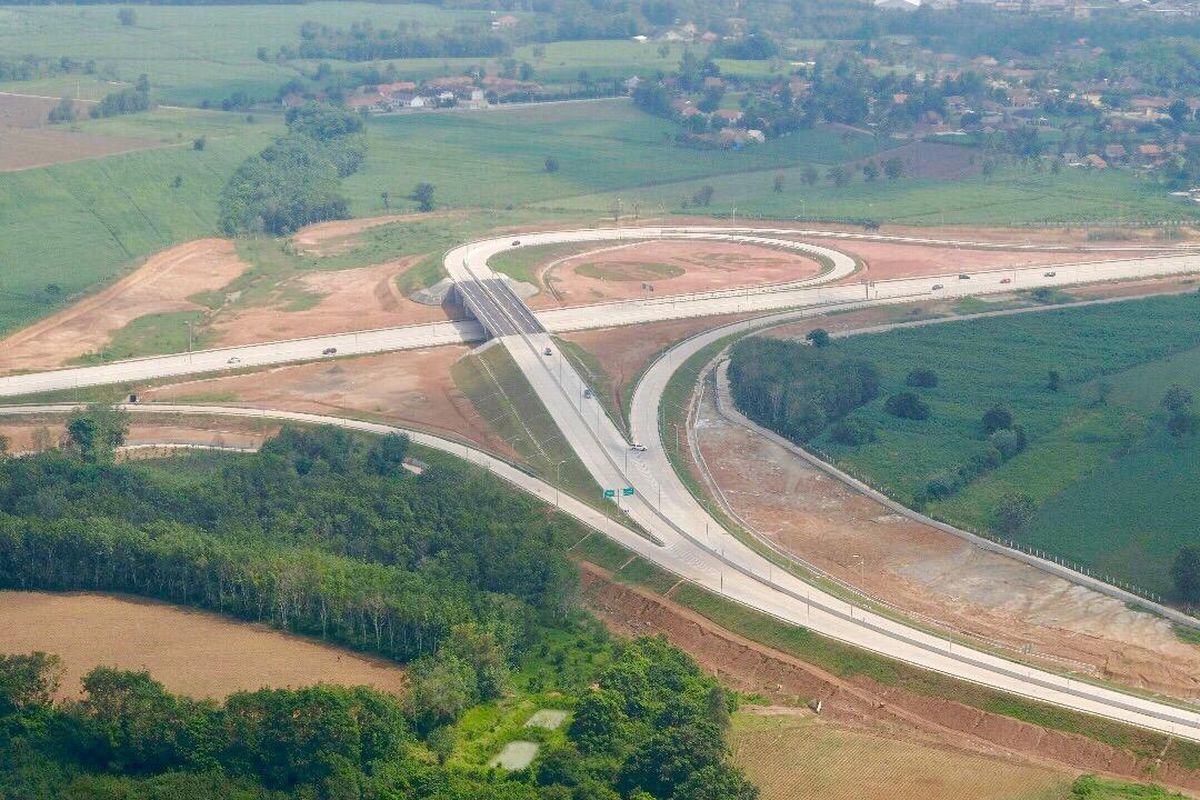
[731,707,1070,800]
[0,127,157,172]
[0,94,88,128]
[0,590,407,700]
[580,565,1200,795]
[692,355,1200,698]
[140,346,508,453]
[0,239,247,373]
[529,240,822,309]
[561,311,762,415]
[0,95,157,170]
[851,141,984,181]
[207,257,452,347]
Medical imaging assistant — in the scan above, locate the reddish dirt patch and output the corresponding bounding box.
[0,239,248,374]
[850,141,983,181]
[580,566,1200,795]
[0,94,157,170]
[0,590,407,700]
[0,418,277,456]
[530,240,823,309]
[0,93,89,128]
[140,346,507,453]
[207,257,453,347]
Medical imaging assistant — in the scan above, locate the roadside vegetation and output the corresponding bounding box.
[0,407,754,799]
[728,292,1200,601]
[572,532,1200,782]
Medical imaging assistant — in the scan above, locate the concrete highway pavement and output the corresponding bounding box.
[4,227,1197,398]
[0,319,483,397]
[9,226,1200,738]
[445,229,1200,741]
[536,249,1200,332]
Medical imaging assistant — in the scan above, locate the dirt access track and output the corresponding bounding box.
[0,238,248,374]
[816,238,1145,283]
[289,210,468,256]
[0,591,407,700]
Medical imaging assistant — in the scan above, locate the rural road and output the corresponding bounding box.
[6,226,1200,741]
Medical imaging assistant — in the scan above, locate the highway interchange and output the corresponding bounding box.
[6,226,1200,740]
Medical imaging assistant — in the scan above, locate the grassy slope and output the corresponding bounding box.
[754,292,1200,596]
[0,113,272,335]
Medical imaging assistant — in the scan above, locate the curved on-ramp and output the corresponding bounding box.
[445,226,1200,743]
[4,226,1200,742]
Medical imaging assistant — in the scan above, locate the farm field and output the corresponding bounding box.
[750,292,1200,598]
[729,709,1072,800]
[0,590,408,700]
[343,99,886,213]
[0,97,880,341]
[0,2,497,106]
[512,39,694,82]
[0,108,272,337]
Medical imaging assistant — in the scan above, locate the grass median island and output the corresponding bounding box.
[488,241,600,288]
[451,341,640,527]
[730,291,1200,599]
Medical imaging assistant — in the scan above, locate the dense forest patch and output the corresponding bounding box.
[0,408,756,799]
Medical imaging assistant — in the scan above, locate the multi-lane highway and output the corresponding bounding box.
[442,227,1200,742]
[6,225,1200,740]
[8,226,1197,398]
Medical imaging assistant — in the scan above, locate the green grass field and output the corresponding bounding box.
[0,3,496,106]
[538,159,1200,225]
[751,293,1200,597]
[343,99,884,213]
[0,109,273,335]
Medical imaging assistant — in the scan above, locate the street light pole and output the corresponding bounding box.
[554,459,566,508]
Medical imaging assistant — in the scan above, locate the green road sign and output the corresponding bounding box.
[622,487,635,496]
[603,489,616,498]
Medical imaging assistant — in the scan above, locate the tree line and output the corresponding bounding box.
[0,635,755,799]
[0,413,577,666]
